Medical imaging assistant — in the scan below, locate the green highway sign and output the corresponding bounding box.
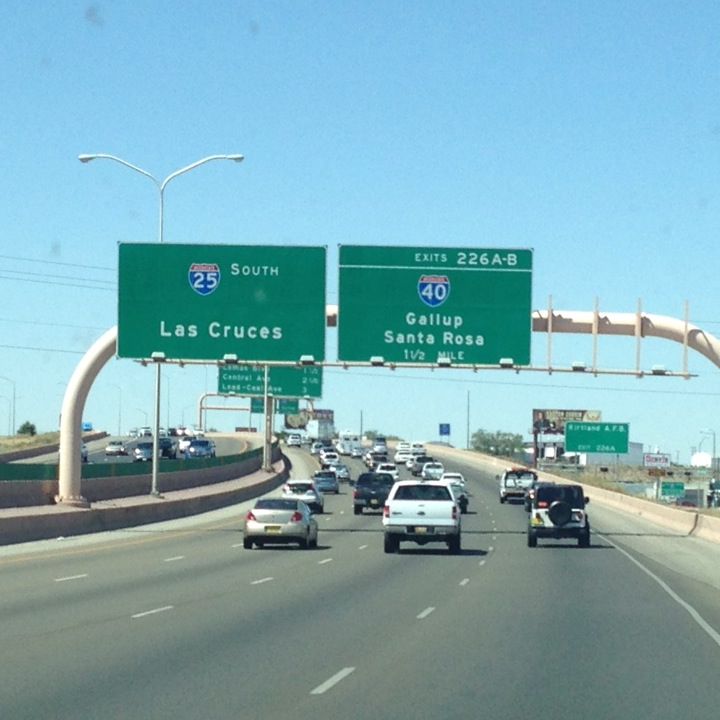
[218,365,323,398]
[565,422,630,454]
[660,482,685,499]
[118,243,326,362]
[249,397,299,414]
[277,399,299,414]
[338,245,532,364]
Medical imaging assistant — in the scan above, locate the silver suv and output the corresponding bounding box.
[528,483,590,548]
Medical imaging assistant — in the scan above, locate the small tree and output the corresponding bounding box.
[18,421,37,436]
[471,428,523,458]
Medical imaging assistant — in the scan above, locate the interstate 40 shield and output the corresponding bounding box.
[338,245,532,365]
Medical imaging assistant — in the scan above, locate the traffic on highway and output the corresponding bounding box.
[1,439,719,720]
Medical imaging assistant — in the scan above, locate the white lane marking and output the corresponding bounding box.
[163,556,185,563]
[231,542,244,548]
[417,606,436,620]
[310,667,356,695]
[318,558,333,565]
[492,535,497,540]
[600,534,720,649]
[479,560,486,566]
[459,578,470,586]
[358,544,368,550]
[488,546,494,552]
[251,577,274,585]
[131,605,174,619]
[54,573,88,583]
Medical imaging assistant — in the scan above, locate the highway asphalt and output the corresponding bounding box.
[1,447,719,719]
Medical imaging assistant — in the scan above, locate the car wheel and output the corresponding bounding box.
[448,534,461,555]
[460,500,468,514]
[354,506,362,515]
[499,496,506,504]
[309,534,318,549]
[578,529,590,548]
[527,529,538,548]
[242,537,253,550]
[298,536,308,549]
[384,533,398,554]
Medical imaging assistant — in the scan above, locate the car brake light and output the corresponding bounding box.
[538,501,549,508]
[290,511,303,523]
[246,511,256,521]
[383,505,390,518]
[353,490,358,499]
[452,505,458,520]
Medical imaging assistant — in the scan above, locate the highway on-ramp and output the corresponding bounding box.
[1,447,719,720]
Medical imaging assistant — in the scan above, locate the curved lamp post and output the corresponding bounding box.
[80,153,244,497]
[0,376,16,436]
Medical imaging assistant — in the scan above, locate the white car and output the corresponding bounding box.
[440,471,466,487]
[393,449,412,464]
[421,462,444,480]
[281,480,325,514]
[320,451,340,467]
[286,433,303,447]
[375,462,399,481]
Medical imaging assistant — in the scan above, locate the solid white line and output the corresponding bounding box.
[358,544,368,550]
[310,667,356,695]
[231,542,244,548]
[318,558,333,565]
[459,578,470,586]
[417,606,436,620]
[131,605,174,619]
[251,577,274,585]
[54,573,88,583]
[600,534,720,649]
[479,560,487,566]
[163,556,185,563]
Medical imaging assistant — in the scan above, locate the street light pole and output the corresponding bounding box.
[0,376,16,436]
[80,153,244,496]
[109,383,122,437]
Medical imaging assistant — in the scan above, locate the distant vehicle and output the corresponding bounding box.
[104,440,127,456]
[310,441,324,455]
[286,433,303,447]
[282,480,324,514]
[128,428,139,438]
[410,454,434,476]
[133,442,154,462]
[499,467,537,504]
[158,437,178,459]
[178,436,193,453]
[81,443,89,463]
[442,477,469,514]
[320,451,340,468]
[406,448,427,470]
[393,449,412,464]
[353,472,395,514]
[375,462,399,481]
[140,426,152,437]
[372,436,388,453]
[421,462,444,481]
[350,445,364,458]
[313,469,340,495]
[186,439,215,458]
[334,463,351,483]
[243,498,318,550]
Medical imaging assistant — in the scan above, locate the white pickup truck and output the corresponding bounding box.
[382,480,461,554]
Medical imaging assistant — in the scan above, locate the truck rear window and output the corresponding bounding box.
[394,485,452,501]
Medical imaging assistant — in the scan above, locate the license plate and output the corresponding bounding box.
[265,526,282,534]
[415,526,428,534]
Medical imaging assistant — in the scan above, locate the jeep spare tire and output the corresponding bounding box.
[548,501,572,526]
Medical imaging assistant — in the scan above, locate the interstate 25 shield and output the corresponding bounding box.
[188,263,221,296]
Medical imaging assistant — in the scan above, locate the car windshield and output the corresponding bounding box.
[288,484,314,494]
[357,474,394,488]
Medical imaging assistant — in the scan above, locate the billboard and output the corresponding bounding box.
[532,409,601,434]
[643,453,671,468]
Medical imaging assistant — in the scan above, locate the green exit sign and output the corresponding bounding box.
[218,365,322,398]
[338,245,532,365]
[565,422,629,454]
[118,243,326,362]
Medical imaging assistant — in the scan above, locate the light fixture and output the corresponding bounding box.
[370,356,385,366]
[223,353,239,364]
[299,355,315,366]
[651,365,667,375]
[151,352,166,362]
[437,357,452,367]
[499,357,514,368]
[571,361,586,372]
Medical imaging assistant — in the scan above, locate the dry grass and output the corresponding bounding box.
[0,432,60,455]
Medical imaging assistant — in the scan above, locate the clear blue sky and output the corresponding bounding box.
[1,1,720,462]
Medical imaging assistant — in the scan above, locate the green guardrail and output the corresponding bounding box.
[0,446,264,482]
